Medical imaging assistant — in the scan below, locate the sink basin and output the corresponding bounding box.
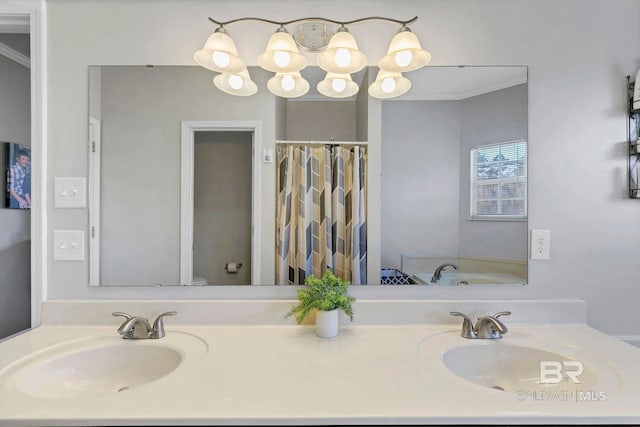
[0,332,207,399]
[419,332,622,397]
[443,344,602,394]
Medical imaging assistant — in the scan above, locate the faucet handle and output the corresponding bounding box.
[475,315,508,338]
[151,311,177,339]
[450,311,476,338]
[493,311,511,319]
[450,311,471,321]
[112,312,133,321]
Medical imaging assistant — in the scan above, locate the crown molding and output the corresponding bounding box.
[0,14,30,33]
[287,95,358,102]
[393,77,527,101]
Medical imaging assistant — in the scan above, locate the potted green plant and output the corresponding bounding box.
[286,270,355,338]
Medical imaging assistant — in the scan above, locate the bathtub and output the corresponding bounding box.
[412,271,526,285]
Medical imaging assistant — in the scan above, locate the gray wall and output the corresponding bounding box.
[99,66,180,285]
[98,66,276,285]
[45,0,640,338]
[382,85,527,269]
[355,69,369,141]
[459,84,528,260]
[193,131,252,285]
[381,101,461,268]
[0,53,30,338]
[285,100,356,141]
[88,66,101,120]
[275,96,286,141]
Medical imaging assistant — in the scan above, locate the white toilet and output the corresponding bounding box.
[191,276,208,286]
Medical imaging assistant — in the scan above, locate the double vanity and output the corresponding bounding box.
[1,300,639,426]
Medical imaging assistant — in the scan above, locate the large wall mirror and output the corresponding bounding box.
[88,65,527,287]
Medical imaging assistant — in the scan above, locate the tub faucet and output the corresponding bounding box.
[431,263,458,283]
[450,311,511,339]
[112,311,177,339]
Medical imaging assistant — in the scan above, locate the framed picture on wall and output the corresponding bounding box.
[3,142,31,209]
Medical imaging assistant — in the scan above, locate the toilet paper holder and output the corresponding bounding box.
[225,262,243,273]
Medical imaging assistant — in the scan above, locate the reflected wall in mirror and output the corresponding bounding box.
[88,66,269,286]
[380,66,528,286]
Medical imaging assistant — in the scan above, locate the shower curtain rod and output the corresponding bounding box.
[276,140,368,148]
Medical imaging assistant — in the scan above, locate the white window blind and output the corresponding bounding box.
[470,140,527,218]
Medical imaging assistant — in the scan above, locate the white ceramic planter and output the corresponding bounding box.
[315,309,339,338]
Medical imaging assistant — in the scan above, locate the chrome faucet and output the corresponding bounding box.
[112,311,177,339]
[450,311,511,339]
[431,263,458,283]
[450,311,476,338]
[475,312,510,338]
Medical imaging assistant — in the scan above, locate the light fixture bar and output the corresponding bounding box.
[195,15,429,99]
[208,16,418,28]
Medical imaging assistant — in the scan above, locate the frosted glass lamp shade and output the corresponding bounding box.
[267,72,310,98]
[213,68,258,96]
[193,29,246,74]
[317,72,359,98]
[368,70,411,99]
[378,28,431,73]
[317,29,367,74]
[258,30,307,73]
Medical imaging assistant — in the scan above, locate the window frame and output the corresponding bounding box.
[469,140,527,221]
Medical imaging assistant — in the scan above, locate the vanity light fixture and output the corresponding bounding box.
[267,71,310,98]
[213,68,258,96]
[368,69,412,99]
[193,27,247,74]
[257,26,308,73]
[378,26,431,73]
[194,16,430,99]
[317,72,360,98]
[316,26,367,74]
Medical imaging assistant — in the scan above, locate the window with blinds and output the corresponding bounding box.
[470,140,527,219]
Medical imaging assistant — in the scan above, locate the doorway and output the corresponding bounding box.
[180,121,262,285]
[0,18,30,339]
[192,131,252,285]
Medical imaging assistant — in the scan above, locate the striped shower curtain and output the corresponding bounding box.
[276,145,367,285]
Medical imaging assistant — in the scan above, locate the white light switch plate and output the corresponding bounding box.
[263,148,273,163]
[55,177,86,208]
[530,229,551,260]
[53,230,85,261]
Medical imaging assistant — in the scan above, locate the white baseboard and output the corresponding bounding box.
[615,335,640,348]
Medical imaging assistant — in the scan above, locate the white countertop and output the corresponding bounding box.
[1,322,639,426]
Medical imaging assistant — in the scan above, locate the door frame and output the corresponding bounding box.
[0,2,47,327]
[180,121,262,285]
[88,117,101,286]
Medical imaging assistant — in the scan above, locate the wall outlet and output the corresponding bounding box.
[55,177,86,208]
[53,230,85,261]
[530,229,551,260]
